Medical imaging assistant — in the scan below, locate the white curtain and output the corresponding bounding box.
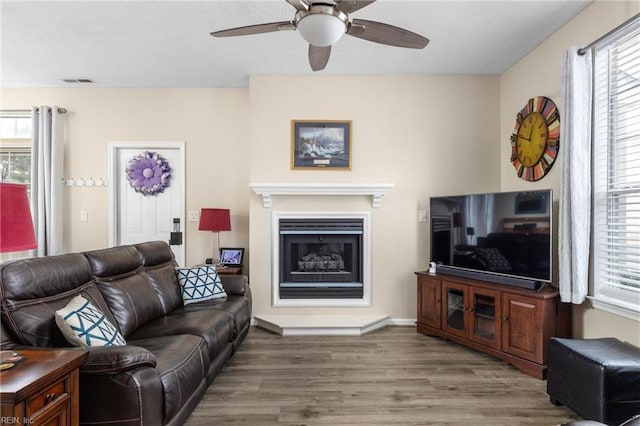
[559,47,592,304]
[31,106,64,256]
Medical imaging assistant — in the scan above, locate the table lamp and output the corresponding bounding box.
[0,183,37,253]
[198,208,231,266]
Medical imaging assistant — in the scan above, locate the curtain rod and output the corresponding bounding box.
[578,12,640,55]
[35,106,67,114]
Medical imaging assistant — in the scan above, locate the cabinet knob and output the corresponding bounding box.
[45,392,57,402]
[436,299,441,304]
[468,307,474,312]
[502,316,509,321]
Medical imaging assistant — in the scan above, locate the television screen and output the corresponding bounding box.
[430,189,552,288]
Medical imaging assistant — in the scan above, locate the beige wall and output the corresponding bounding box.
[500,0,640,345]
[247,75,500,319]
[0,89,250,266]
[1,0,638,340]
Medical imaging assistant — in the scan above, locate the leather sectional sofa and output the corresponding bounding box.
[0,241,252,426]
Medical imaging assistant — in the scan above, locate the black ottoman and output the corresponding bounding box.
[547,337,640,425]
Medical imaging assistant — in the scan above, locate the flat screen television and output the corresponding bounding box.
[429,189,552,290]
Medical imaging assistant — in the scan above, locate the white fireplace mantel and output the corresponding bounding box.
[249,182,394,208]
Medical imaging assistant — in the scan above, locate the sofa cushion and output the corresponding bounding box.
[96,273,166,338]
[219,274,249,296]
[176,266,227,304]
[128,309,233,361]
[0,254,120,347]
[85,245,142,278]
[179,295,251,341]
[134,241,183,314]
[135,241,175,268]
[129,334,208,423]
[55,295,126,347]
[145,264,183,314]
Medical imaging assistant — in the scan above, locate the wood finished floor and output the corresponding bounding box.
[185,326,580,425]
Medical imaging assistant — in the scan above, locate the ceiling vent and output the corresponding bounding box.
[62,78,94,83]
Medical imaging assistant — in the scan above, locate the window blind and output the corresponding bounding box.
[593,18,640,298]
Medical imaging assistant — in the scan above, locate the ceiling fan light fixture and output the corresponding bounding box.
[296,9,347,47]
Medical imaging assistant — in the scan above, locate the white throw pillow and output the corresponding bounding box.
[176,265,227,305]
[55,295,126,347]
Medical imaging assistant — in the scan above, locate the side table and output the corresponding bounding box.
[1,349,88,426]
[217,265,243,275]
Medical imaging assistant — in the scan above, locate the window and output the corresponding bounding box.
[0,115,31,189]
[0,116,31,139]
[592,18,640,319]
[0,113,33,262]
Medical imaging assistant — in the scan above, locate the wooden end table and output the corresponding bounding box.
[217,265,243,275]
[1,349,88,426]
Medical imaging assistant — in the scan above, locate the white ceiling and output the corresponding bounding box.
[0,0,592,88]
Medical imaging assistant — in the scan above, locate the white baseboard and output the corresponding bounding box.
[250,316,417,334]
[386,318,417,326]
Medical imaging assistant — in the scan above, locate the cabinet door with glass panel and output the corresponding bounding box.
[442,281,501,349]
[468,287,501,349]
[442,281,468,339]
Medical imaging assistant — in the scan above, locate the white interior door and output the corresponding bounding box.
[108,142,185,266]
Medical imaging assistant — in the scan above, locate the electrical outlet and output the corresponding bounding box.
[417,210,427,223]
[187,210,200,222]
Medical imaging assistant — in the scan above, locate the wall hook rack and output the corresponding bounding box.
[62,177,107,187]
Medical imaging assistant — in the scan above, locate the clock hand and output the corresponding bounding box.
[519,135,530,142]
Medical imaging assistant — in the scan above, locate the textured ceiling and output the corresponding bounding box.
[0,0,592,88]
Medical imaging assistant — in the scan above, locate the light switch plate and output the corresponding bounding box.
[187,210,200,222]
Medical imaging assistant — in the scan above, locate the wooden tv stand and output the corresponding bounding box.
[415,271,570,379]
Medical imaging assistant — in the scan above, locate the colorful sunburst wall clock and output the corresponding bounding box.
[510,96,560,182]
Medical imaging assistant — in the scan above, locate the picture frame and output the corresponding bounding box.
[219,248,244,266]
[291,120,352,170]
[514,192,549,214]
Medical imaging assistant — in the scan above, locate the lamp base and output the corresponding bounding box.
[204,258,227,269]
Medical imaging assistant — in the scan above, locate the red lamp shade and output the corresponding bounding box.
[198,208,231,232]
[0,183,37,253]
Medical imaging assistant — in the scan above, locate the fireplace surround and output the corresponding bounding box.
[272,212,371,307]
[279,217,363,299]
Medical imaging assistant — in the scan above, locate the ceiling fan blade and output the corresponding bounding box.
[309,45,331,71]
[211,21,295,38]
[336,0,376,14]
[348,19,429,49]
[285,0,310,11]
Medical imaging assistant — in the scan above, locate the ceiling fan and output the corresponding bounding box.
[210,0,429,71]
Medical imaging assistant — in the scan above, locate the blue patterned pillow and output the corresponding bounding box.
[55,295,126,347]
[176,265,227,305]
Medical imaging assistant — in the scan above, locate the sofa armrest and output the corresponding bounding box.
[80,345,156,374]
[220,274,249,296]
[79,365,163,426]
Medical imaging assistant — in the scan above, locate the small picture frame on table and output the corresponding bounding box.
[291,120,352,170]
[219,248,244,266]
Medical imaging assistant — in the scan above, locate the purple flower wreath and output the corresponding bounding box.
[126,151,172,196]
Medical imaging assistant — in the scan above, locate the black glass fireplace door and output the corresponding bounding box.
[279,218,364,299]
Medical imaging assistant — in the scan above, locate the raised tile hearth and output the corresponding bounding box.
[254,314,390,336]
